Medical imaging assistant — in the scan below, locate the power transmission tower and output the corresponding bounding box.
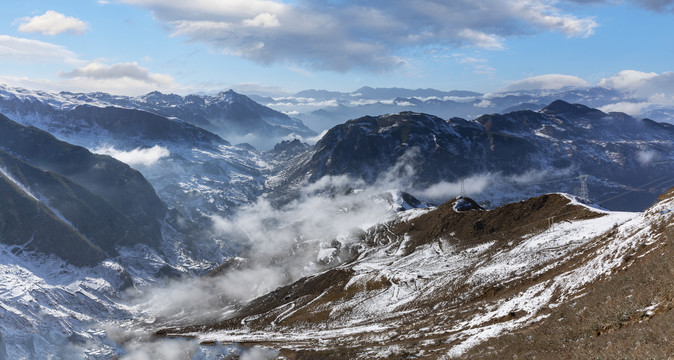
[579,175,589,200]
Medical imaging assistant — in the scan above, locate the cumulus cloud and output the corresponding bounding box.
[506,74,591,91]
[0,35,79,63]
[599,70,674,99]
[16,10,89,36]
[597,71,674,117]
[93,145,170,166]
[598,70,658,91]
[119,0,599,71]
[242,13,280,28]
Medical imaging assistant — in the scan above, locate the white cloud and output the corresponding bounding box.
[17,10,89,36]
[0,35,79,63]
[458,29,505,50]
[240,347,279,360]
[119,0,599,72]
[0,74,175,97]
[119,338,197,360]
[243,13,280,28]
[416,174,494,201]
[598,101,650,116]
[598,70,674,108]
[269,97,339,107]
[597,70,658,91]
[510,1,597,37]
[474,99,493,108]
[93,145,170,166]
[636,149,658,166]
[60,61,173,86]
[506,74,590,91]
[49,61,178,94]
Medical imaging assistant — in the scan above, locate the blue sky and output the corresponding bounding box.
[0,0,672,97]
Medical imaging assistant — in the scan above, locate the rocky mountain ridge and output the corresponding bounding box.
[273,101,674,211]
[160,189,674,359]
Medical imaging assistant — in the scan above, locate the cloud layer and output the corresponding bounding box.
[17,10,89,36]
[120,0,599,72]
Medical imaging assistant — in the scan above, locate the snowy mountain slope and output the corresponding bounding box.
[0,95,270,222]
[0,115,245,359]
[273,102,674,211]
[0,94,276,358]
[0,85,315,150]
[0,247,131,359]
[159,190,674,358]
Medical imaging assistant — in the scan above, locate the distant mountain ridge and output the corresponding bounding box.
[273,100,674,211]
[258,86,673,133]
[0,85,315,149]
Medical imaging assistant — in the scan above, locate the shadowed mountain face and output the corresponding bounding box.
[0,113,168,266]
[276,101,674,211]
[66,105,229,148]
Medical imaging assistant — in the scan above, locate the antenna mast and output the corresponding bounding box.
[579,175,589,200]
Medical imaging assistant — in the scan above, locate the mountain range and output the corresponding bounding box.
[0,85,315,150]
[271,101,674,211]
[0,84,673,358]
[252,86,674,133]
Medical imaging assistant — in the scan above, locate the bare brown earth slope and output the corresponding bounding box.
[159,190,674,359]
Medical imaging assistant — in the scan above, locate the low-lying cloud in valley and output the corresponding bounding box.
[94,145,171,166]
[101,146,599,358]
